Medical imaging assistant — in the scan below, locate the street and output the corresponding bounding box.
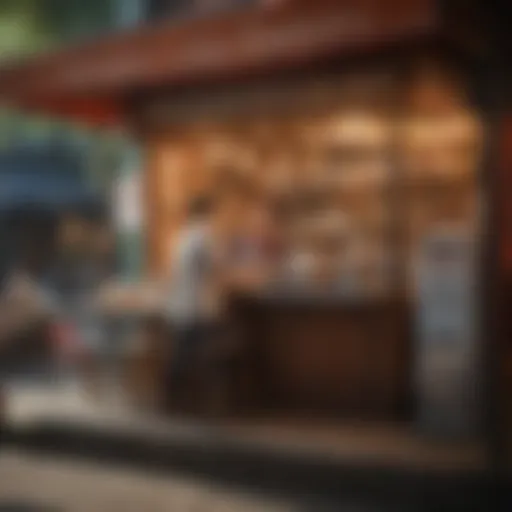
[0,449,291,512]
[0,380,485,512]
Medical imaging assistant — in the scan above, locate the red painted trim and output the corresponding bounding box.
[0,0,438,125]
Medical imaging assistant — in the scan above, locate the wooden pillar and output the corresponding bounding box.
[493,116,512,476]
[144,131,210,277]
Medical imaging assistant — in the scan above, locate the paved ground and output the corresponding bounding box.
[0,383,394,512]
[0,449,291,512]
[1,379,486,511]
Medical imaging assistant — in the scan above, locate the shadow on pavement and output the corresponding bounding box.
[3,420,499,512]
[0,502,60,512]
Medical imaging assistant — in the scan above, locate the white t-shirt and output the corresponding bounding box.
[168,222,217,325]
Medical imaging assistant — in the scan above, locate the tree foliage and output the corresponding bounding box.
[0,0,50,60]
[34,0,114,42]
[0,0,115,60]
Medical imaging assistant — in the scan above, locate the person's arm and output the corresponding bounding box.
[211,243,274,294]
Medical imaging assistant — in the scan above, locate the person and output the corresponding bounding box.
[43,215,108,379]
[166,194,221,413]
[166,174,281,414]
[0,223,56,442]
[0,239,57,379]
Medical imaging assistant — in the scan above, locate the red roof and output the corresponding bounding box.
[0,0,438,126]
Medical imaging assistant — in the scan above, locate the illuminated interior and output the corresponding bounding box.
[147,65,483,301]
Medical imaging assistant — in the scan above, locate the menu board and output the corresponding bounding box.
[414,224,481,437]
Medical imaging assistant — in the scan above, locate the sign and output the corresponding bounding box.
[414,223,481,437]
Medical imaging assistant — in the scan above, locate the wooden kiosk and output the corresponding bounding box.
[0,0,510,480]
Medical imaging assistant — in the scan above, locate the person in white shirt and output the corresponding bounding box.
[166,195,219,411]
[166,177,276,413]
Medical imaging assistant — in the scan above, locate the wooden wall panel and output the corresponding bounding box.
[233,298,411,419]
[145,134,211,275]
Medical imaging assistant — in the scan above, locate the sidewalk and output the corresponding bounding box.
[0,448,291,512]
[2,381,496,511]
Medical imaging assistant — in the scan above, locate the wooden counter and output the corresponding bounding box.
[231,294,412,421]
[112,290,412,421]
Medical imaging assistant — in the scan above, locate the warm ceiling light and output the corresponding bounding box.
[404,113,482,145]
[328,113,389,146]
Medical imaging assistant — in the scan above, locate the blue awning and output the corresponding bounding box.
[0,171,99,213]
[0,145,101,214]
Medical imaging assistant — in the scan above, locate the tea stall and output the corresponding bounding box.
[0,0,506,475]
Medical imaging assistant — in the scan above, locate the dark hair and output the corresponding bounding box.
[188,195,214,218]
